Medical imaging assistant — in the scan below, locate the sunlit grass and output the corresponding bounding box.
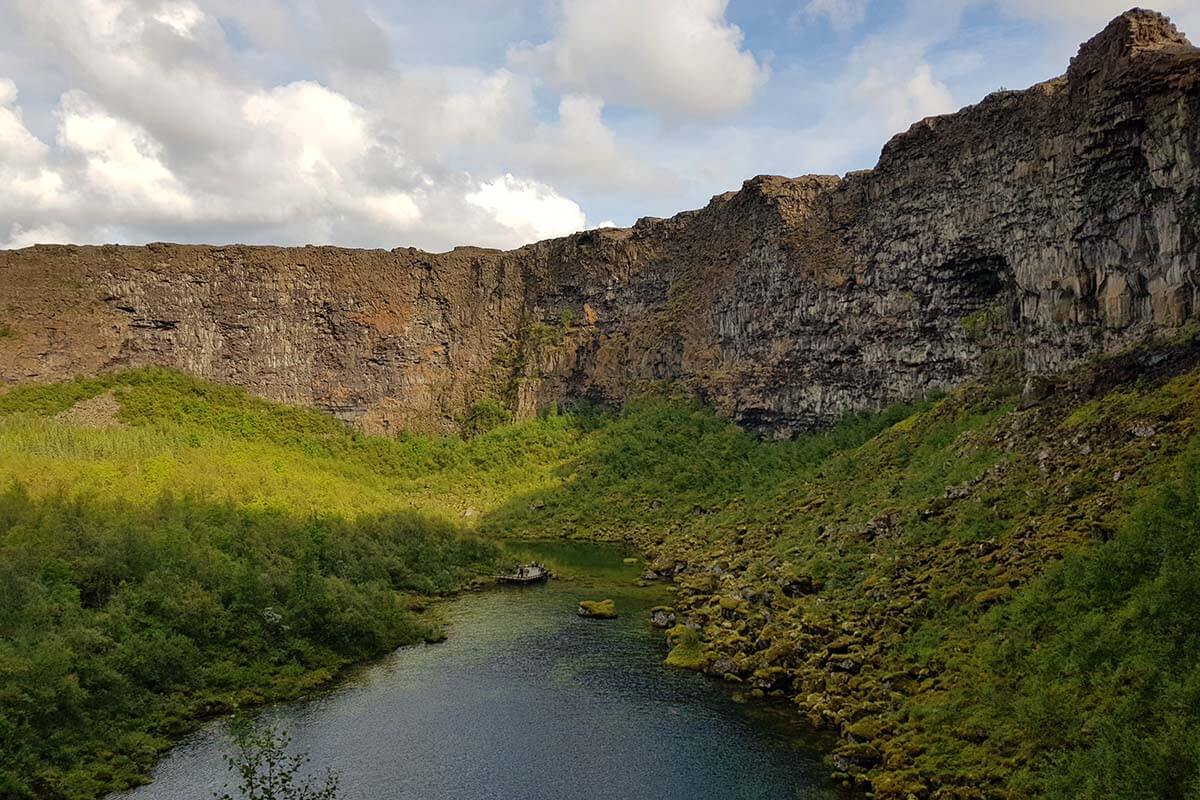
[5,361,1200,798]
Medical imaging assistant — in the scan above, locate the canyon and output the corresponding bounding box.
[2,10,1198,438]
[4,11,1200,799]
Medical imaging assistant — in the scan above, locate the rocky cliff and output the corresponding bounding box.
[2,9,1197,437]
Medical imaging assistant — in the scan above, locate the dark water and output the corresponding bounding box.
[113,542,835,800]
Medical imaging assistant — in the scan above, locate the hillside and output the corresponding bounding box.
[483,327,1200,798]
[4,324,1200,797]
[0,369,564,798]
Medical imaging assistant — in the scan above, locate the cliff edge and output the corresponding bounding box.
[2,9,1197,437]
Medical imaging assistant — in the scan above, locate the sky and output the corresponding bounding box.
[0,0,1197,252]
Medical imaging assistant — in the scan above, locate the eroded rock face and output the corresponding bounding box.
[1,10,1197,437]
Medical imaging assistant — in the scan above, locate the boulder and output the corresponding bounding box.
[577,599,617,619]
[664,625,706,670]
[650,606,676,628]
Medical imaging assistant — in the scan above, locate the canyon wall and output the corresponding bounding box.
[1,10,1197,437]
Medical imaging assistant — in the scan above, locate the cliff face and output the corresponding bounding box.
[2,10,1198,437]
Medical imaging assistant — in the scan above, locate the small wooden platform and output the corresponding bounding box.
[495,564,549,584]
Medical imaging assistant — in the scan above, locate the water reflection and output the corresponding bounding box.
[112,542,834,800]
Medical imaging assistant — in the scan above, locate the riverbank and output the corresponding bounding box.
[481,333,1200,798]
[110,541,837,800]
[0,489,499,799]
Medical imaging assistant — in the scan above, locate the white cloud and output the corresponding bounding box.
[0,78,47,164]
[517,94,680,195]
[60,90,195,217]
[361,192,422,229]
[315,0,390,72]
[0,78,69,229]
[153,1,205,38]
[0,0,603,251]
[852,62,955,133]
[797,0,870,32]
[1,222,79,249]
[242,82,372,182]
[510,0,769,120]
[467,174,588,244]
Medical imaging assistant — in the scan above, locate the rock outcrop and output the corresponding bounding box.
[2,10,1197,437]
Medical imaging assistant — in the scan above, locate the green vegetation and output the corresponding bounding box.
[475,346,1200,797]
[948,450,1200,799]
[960,299,1009,339]
[0,490,494,798]
[0,323,15,339]
[576,598,617,618]
[664,625,706,670]
[463,397,512,436]
[3,342,1200,799]
[483,393,937,540]
[0,369,538,798]
[218,717,339,800]
[0,368,589,517]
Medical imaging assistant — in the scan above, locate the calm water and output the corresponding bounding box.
[112,542,835,800]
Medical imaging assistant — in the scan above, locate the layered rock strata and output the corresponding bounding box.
[1,10,1197,437]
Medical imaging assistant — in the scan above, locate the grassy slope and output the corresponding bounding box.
[0,369,588,799]
[477,337,1200,799]
[3,335,1200,799]
[0,368,589,518]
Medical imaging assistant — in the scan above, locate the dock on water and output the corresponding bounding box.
[495,563,550,584]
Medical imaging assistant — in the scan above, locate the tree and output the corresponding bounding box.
[216,716,339,800]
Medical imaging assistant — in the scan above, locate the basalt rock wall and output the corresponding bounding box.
[2,10,1197,437]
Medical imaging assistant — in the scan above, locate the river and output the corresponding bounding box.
[112,541,836,800]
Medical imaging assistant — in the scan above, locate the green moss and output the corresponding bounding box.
[718,595,743,611]
[664,625,706,670]
[930,444,1200,799]
[1061,400,1103,429]
[844,718,885,741]
[972,586,1013,606]
[961,301,1009,340]
[577,598,617,618]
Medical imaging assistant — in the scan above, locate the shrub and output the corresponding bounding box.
[464,398,511,436]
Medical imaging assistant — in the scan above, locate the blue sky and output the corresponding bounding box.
[0,0,1196,251]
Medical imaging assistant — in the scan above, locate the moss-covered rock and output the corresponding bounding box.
[649,606,676,628]
[972,586,1012,606]
[577,598,617,619]
[664,625,706,670]
[843,717,884,741]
